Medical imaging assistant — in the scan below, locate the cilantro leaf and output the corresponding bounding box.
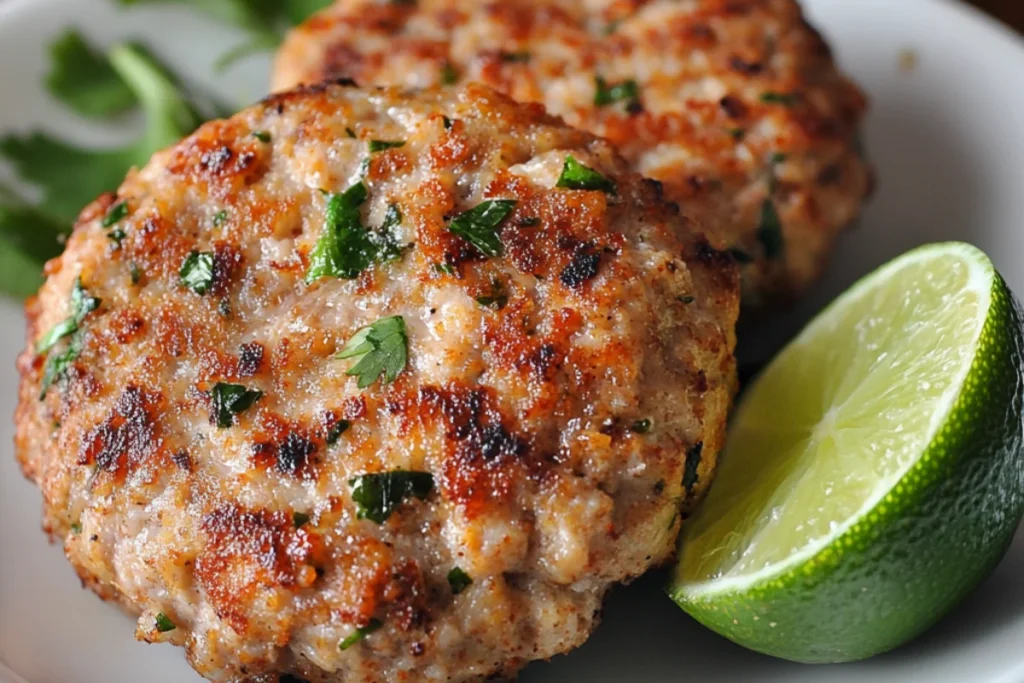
[179,251,216,294]
[39,331,84,399]
[446,199,517,258]
[349,470,434,524]
[375,203,406,263]
[336,315,408,389]
[760,91,797,106]
[556,156,616,195]
[210,382,264,428]
[46,30,136,119]
[475,279,508,310]
[594,75,639,107]
[447,567,472,595]
[338,618,383,651]
[0,197,67,297]
[757,198,784,259]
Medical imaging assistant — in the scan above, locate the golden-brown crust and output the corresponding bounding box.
[16,83,738,681]
[274,0,873,307]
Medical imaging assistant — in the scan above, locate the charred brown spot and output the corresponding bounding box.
[77,386,162,481]
[382,560,428,631]
[277,433,316,476]
[729,55,763,75]
[171,451,192,472]
[109,309,146,344]
[559,247,601,289]
[195,506,320,634]
[719,95,747,119]
[238,342,265,377]
[200,146,235,174]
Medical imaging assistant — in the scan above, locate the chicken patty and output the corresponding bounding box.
[15,83,739,682]
[273,0,872,308]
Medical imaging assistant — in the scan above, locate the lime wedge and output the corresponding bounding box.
[669,242,1024,663]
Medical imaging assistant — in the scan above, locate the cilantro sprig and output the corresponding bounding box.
[36,278,101,399]
[210,382,264,428]
[336,315,409,389]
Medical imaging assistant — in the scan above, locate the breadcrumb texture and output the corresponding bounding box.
[15,84,738,682]
[274,0,873,307]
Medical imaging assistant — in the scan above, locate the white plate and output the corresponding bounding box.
[3,0,1024,681]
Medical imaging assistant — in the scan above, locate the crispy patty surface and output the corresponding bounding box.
[15,84,738,682]
[273,0,873,307]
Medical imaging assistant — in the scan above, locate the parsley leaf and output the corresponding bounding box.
[115,0,333,69]
[154,613,176,633]
[36,278,101,355]
[447,567,472,595]
[306,182,375,282]
[39,331,85,399]
[210,382,264,428]
[556,156,616,195]
[368,139,405,153]
[1,42,216,225]
[179,251,216,295]
[376,203,406,263]
[594,75,639,107]
[338,618,383,651]
[252,130,271,143]
[102,201,129,227]
[349,470,434,524]
[446,199,517,258]
[630,418,652,434]
[326,419,351,444]
[336,315,408,389]
[292,511,310,528]
[441,61,459,85]
[0,198,67,298]
[46,30,136,119]
[760,91,797,106]
[475,280,508,310]
[757,198,784,259]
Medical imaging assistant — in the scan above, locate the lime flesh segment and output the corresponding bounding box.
[670,242,1024,662]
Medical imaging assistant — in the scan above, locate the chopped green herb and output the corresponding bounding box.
[442,116,453,130]
[630,418,652,434]
[556,156,616,195]
[327,419,351,444]
[374,203,406,263]
[179,250,216,295]
[210,382,263,428]
[518,216,540,227]
[678,295,695,304]
[349,470,434,524]
[447,567,472,594]
[447,199,517,258]
[760,91,797,106]
[500,51,531,63]
[757,198,784,259]
[213,209,228,226]
[130,262,142,285]
[102,201,128,227]
[45,30,136,119]
[218,298,232,318]
[336,315,408,389]
[368,139,405,153]
[684,441,703,491]
[305,182,372,282]
[728,127,746,140]
[338,618,383,651]
[293,511,310,528]
[70,522,83,534]
[434,262,455,276]
[252,130,271,143]
[603,19,622,35]
[154,612,176,633]
[441,60,458,85]
[107,227,127,247]
[594,75,639,108]
[36,278,100,354]
[39,332,84,399]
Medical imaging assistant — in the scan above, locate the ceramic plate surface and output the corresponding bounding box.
[3,0,1024,681]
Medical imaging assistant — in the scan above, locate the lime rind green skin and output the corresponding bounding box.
[669,267,1024,663]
